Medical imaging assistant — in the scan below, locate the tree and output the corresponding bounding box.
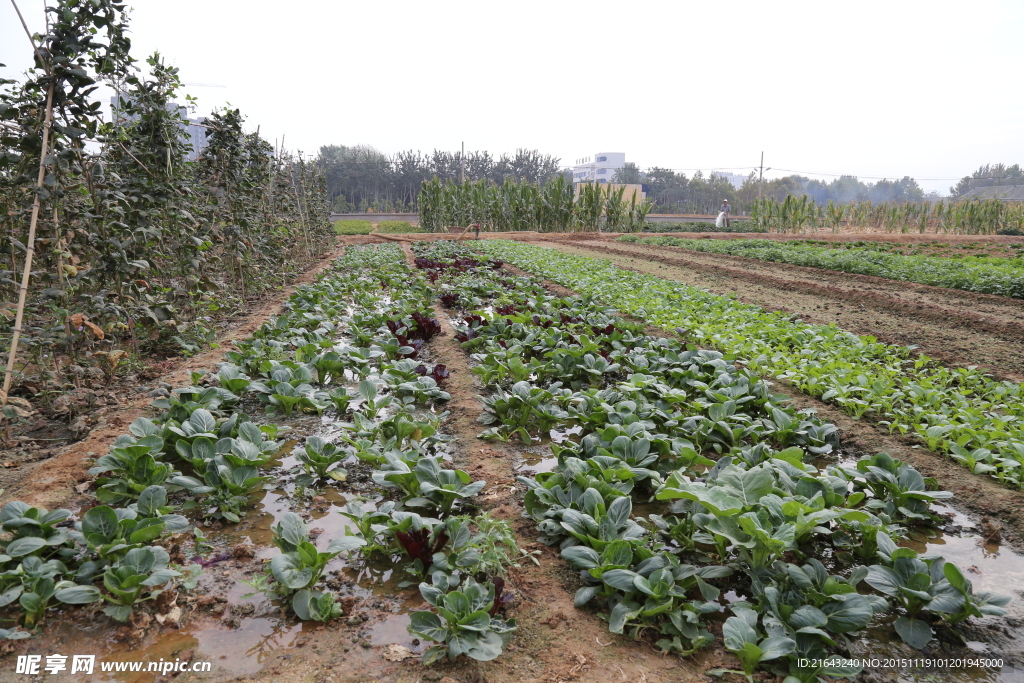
[950,163,1024,198]
[612,162,644,184]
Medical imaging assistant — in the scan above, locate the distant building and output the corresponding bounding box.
[572,152,626,184]
[710,171,747,190]
[960,185,1024,202]
[110,95,209,161]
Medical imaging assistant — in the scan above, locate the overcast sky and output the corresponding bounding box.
[3,0,1022,194]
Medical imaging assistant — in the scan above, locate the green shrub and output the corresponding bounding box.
[377,221,424,234]
[333,220,373,235]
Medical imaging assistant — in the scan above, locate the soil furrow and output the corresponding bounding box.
[606,240,1024,321]
[396,242,704,683]
[541,240,1024,382]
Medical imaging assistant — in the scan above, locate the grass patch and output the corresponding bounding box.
[333,219,373,235]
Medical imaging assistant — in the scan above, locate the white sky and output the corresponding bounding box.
[3,0,1023,195]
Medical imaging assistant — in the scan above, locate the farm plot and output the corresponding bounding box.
[5,238,1024,682]
[473,241,1024,490]
[622,237,1024,300]
[410,240,1024,682]
[550,239,1024,382]
[0,243,533,679]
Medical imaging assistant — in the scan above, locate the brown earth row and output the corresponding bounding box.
[540,231,1024,245]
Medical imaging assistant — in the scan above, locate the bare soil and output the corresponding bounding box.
[542,231,1024,247]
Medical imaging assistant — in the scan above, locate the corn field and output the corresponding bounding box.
[750,196,1024,234]
[418,178,652,233]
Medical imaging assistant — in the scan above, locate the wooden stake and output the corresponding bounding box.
[3,80,55,399]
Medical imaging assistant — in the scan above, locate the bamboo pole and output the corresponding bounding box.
[2,80,55,399]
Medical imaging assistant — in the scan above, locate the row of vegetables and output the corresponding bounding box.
[474,241,1024,489]
[412,240,1010,682]
[0,244,528,665]
[619,235,1024,300]
[0,238,1015,679]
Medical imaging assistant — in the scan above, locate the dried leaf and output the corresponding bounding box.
[83,321,105,339]
[381,644,416,662]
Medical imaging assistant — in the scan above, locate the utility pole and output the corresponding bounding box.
[758,151,764,204]
[460,141,465,183]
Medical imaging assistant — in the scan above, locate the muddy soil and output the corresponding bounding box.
[539,240,1024,383]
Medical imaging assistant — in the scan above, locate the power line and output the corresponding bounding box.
[632,166,963,181]
[768,168,963,181]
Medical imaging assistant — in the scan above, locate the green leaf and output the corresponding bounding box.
[821,594,873,633]
[609,599,641,634]
[5,537,47,557]
[657,482,745,516]
[408,611,448,642]
[324,536,366,554]
[465,630,505,661]
[723,615,758,651]
[758,636,795,661]
[55,585,102,604]
[894,616,933,649]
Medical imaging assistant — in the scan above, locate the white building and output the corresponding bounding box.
[110,95,210,161]
[710,171,748,190]
[572,152,626,184]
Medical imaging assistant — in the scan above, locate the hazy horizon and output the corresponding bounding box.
[3,0,1022,196]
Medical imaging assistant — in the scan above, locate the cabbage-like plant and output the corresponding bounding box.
[296,436,348,485]
[268,513,365,594]
[408,576,517,664]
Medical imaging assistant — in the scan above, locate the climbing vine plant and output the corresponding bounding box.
[0,0,331,431]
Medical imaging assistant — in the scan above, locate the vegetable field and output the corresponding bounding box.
[4,230,1024,683]
[623,236,1024,299]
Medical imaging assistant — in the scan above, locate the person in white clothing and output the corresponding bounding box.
[720,199,731,228]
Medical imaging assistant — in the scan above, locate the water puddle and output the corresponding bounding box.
[64,379,448,678]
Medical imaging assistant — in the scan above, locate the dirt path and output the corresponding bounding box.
[543,232,1024,246]
[541,240,1024,382]
[390,242,707,683]
[0,243,347,513]
[150,244,705,683]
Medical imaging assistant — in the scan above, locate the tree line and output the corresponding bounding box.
[321,139,1021,217]
[320,145,562,212]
